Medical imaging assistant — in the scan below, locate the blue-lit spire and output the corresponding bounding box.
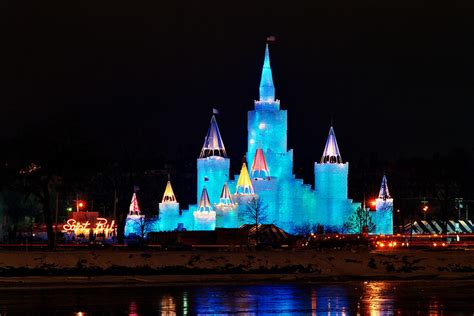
[321,126,343,164]
[259,44,275,102]
[378,175,391,200]
[199,115,227,158]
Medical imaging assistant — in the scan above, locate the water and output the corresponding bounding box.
[0,281,473,315]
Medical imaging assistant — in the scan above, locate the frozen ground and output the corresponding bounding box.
[0,248,473,288]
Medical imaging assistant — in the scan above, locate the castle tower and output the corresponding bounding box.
[193,186,216,230]
[158,180,181,231]
[124,192,145,237]
[215,182,238,228]
[250,148,279,224]
[375,175,394,235]
[197,115,230,206]
[314,126,351,227]
[247,44,293,179]
[234,162,258,226]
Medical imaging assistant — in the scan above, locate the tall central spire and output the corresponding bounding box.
[321,126,343,164]
[259,44,275,102]
[200,115,227,158]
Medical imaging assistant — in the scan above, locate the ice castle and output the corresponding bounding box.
[139,43,393,235]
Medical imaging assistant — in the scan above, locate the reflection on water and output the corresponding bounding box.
[363,281,395,315]
[0,280,473,315]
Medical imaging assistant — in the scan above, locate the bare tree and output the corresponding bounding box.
[244,197,268,245]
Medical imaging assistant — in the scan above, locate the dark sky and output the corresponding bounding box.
[2,1,474,173]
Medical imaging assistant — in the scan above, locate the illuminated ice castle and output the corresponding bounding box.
[374,175,394,235]
[148,43,393,234]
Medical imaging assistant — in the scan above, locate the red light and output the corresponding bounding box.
[77,200,86,210]
[370,200,376,207]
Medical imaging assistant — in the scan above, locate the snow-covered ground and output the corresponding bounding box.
[0,249,473,287]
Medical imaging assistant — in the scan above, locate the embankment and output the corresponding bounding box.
[0,248,473,288]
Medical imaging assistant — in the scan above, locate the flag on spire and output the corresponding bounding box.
[236,163,255,195]
[162,180,177,203]
[218,182,235,206]
[266,35,276,42]
[128,192,141,216]
[199,115,227,158]
[378,175,391,200]
[321,126,343,164]
[251,148,270,179]
[259,44,275,102]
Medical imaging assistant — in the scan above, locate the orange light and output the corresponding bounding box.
[433,243,437,247]
[380,243,385,247]
[423,206,429,212]
[370,200,376,207]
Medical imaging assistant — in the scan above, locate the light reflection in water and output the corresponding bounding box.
[128,301,138,316]
[0,281,473,315]
[182,291,188,315]
[160,294,176,316]
[428,298,444,316]
[362,281,395,316]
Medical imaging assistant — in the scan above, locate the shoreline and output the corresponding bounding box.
[0,249,474,288]
[1,274,474,290]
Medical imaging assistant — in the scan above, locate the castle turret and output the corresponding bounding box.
[314,126,351,227]
[235,163,255,195]
[215,182,238,228]
[247,44,292,179]
[124,192,145,237]
[197,115,230,206]
[251,148,270,179]
[158,180,181,231]
[233,162,259,226]
[250,148,279,224]
[375,175,394,235]
[217,182,235,206]
[193,186,216,230]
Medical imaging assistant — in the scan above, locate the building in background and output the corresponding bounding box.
[374,175,394,235]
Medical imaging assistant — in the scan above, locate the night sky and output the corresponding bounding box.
[2,1,474,175]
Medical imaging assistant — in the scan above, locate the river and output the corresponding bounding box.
[0,280,473,315]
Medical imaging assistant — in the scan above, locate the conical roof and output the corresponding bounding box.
[197,187,213,212]
[161,180,177,203]
[251,148,270,178]
[128,192,141,216]
[199,115,227,158]
[236,163,255,195]
[321,126,343,164]
[218,182,235,206]
[378,175,392,200]
[259,44,275,102]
